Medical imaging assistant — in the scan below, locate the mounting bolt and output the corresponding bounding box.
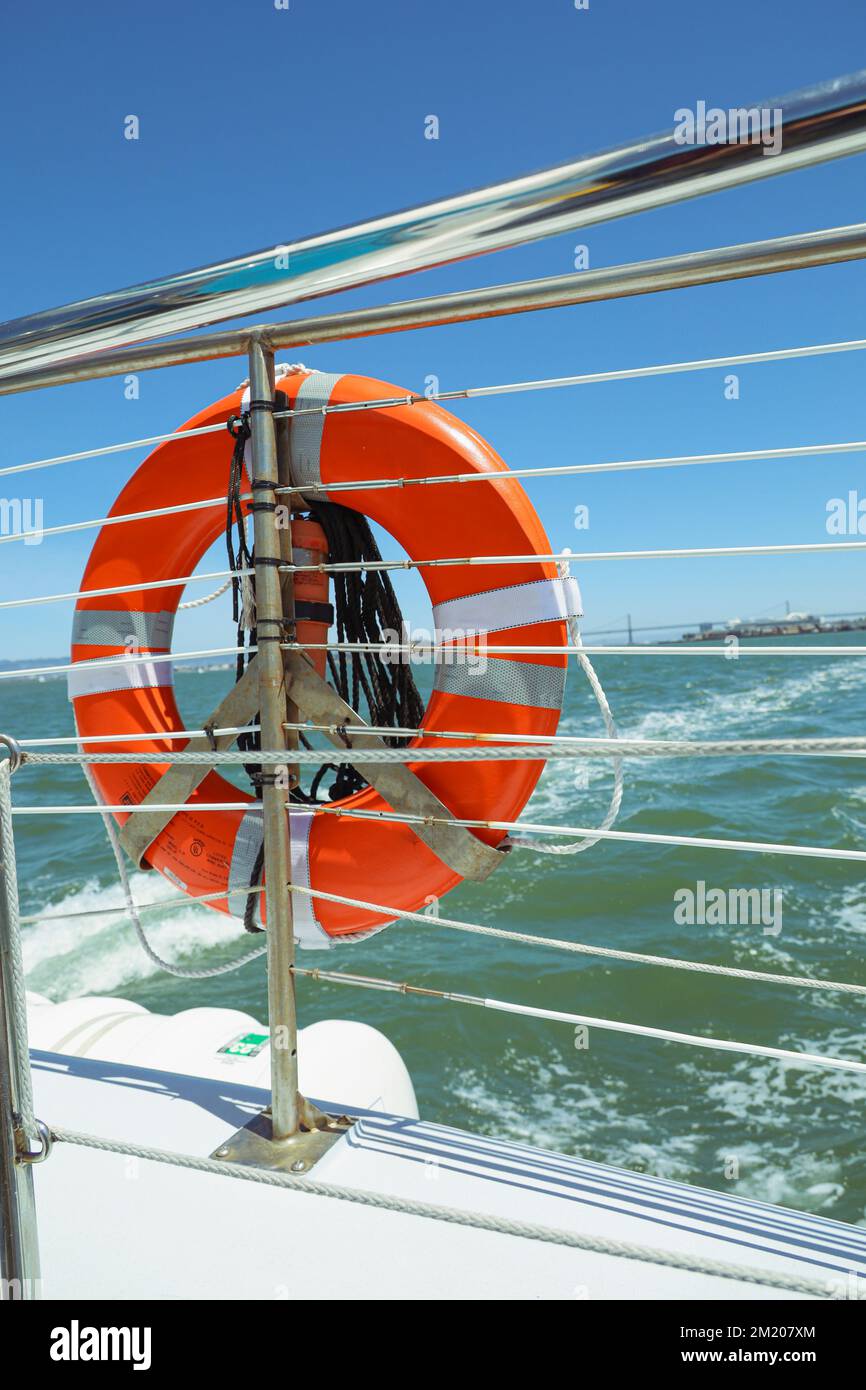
[215,1145,230,1159]
[291,1159,307,1173]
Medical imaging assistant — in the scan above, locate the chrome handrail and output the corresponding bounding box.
[4,222,866,398]
[0,69,865,382]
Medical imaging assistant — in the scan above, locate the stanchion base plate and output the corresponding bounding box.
[210,1106,354,1174]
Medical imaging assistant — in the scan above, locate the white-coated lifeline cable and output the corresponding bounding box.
[5,334,866,482]
[275,538,866,572]
[9,499,866,557]
[288,882,866,996]
[18,724,261,749]
[284,437,866,492]
[279,641,866,657]
[0,566,251,614]
[10,799,866,864]
[5,639,866,673]
[0,490,248,549]
[18,874,865,995]
[0,643,256,683]
[267,335,866,426]
[292,954,866,1075]
[0,418,232,480]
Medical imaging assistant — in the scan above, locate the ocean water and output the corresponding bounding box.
[3,633,866,1225]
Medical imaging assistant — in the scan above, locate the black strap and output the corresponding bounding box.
[295,600,335,624]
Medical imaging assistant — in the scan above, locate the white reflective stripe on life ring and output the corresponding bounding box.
[68,657,174,701]
[228,804,331,949]
[432,576,582,639]
[241,372,345,498]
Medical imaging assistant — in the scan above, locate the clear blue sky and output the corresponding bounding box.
[2,0,866,660]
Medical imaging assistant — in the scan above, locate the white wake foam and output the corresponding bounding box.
[23,872,249,1000]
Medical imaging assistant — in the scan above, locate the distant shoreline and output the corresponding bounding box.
[676,616,866,643]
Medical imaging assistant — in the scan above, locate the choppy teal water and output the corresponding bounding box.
[4,633,866,1225]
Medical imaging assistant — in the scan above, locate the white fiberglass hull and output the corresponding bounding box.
[25,995,866,1301]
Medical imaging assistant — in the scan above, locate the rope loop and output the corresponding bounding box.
[0,734,23,774]
[226,412,250,440]
[16,1118,53,1166]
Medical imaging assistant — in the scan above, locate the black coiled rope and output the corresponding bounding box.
[223,424,424,929]
[303,499,425,802]
[225,413,262,792]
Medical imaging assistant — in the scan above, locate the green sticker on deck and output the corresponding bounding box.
[219,1031,269,1058]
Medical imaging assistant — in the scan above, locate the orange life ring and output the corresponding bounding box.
[69,369,581,946]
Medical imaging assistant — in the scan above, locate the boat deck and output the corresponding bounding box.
[30,1050,866,1300]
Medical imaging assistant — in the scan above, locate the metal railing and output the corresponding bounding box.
[2,68,866,1300]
